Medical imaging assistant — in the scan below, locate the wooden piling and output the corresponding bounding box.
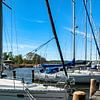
[13,70,16,79]
[32,70,34,83]
[73,91,86,100]
[90,79,97,97]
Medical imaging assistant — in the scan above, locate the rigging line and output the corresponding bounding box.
[2,1,12,10]
[13,7,19,55]
[7,0,19,55]
[43,44,48,59]
[23,37,54,57]
[10,6,13,53]
[4,9,13,53]
[91,16,98,60]
[3,24,8,52]
[89,0,92,62]
[45,0,68,77]
[2,0,12,53]
[91,16,98,33]
[31,37,54,53]
[3,19,11,52]
[84,0,87,62]
[99,28,100,60]
[39,52,42,64]
[35,54,38,65]
[83,0,100,58]
[52,0,64,25]
[3,2,13,53]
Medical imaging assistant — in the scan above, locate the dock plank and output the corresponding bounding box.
[91,90,100,100]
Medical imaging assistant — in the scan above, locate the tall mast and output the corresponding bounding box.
[90,0,92,62]
[72,0,76,66]
[85,0,87,62]
[45,0,68,77]
[0,0,3,72]
[83,0,100,59]
[99,28,100,64]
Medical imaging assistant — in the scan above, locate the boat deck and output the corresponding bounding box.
[0,78,65,92]
[0,79,68,100]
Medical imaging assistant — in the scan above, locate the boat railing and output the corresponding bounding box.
[12,77,37,100]
[24,86,36,100]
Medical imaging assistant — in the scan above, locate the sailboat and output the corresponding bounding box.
[35,0,100,83]
[0,0,70,100]
[67,0,100,83]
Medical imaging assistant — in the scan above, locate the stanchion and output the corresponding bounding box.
[13,70,16,78]
[32,70,34,83]
[13,70,16,89]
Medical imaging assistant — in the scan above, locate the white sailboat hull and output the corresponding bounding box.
[0,90,68,100]
[35,70,100,83]
[69,70,100,83]
[69,74,100,83]
[0,79,68,100]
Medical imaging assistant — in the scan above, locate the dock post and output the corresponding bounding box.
[13,70,16,89]
[32,70,34,83]
[73,91,86,100]
[90,79,97,97]
[13,70,16,79]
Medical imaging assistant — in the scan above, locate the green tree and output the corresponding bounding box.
[25,52,46,64]
[8,52,14,60]
[3,52,9,60]
[14,55,23,64]
[3,52,46,65]
[32,53,46,64]
[3,52,14,61]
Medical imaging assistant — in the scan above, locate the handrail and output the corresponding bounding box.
[24,86,36,100]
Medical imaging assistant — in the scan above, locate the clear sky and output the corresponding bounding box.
[2,0,100,61]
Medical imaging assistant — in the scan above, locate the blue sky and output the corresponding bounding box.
[2,0,100,61]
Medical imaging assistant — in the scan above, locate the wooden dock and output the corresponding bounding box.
[91,90,100,100]
[90,79,100,100]
[71,79,100,100]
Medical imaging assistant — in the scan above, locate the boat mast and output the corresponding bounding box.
[0,0,3,73]
[45,0,68,77]
[85,0,87,63]
[83,0,100,59]
[90,0,92,62]
[99,28,100,64]
[72,0,76,67]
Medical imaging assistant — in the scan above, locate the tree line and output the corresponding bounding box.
[3,52,46,64]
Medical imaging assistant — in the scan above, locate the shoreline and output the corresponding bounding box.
[10,64,40,69]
